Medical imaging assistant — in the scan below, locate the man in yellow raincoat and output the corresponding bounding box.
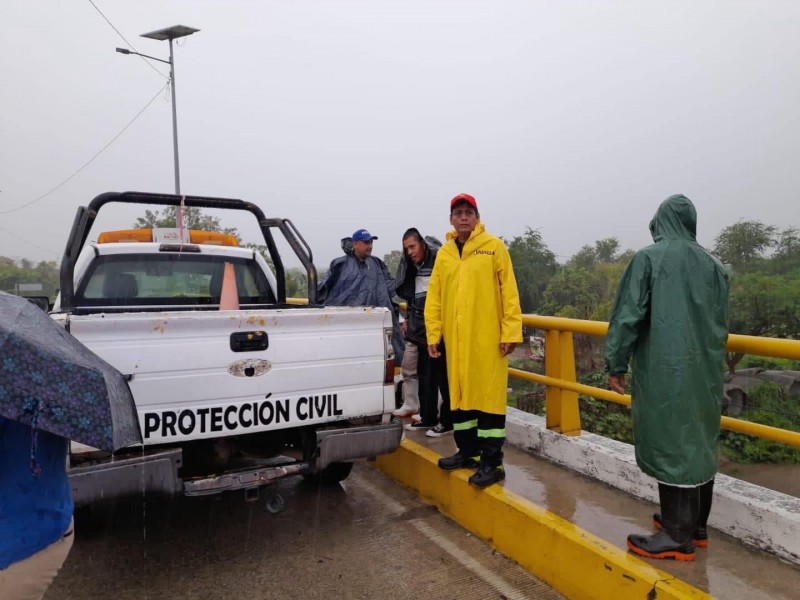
[425,193,522,488]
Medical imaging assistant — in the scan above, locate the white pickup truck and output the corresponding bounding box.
[54,192,402,508]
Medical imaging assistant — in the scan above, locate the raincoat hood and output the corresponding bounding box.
[649,194,697,242]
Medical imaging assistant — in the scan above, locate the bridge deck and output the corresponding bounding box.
[405,430,800,600]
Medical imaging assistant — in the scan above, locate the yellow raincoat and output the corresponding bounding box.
[425,223,522,415]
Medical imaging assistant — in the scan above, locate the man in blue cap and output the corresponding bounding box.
[318,228,404,365]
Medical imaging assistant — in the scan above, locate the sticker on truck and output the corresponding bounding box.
[142,392,345,441]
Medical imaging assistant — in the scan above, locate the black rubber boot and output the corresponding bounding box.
[628,484,698,561]
[438,452,479,471]
[652,478,713,547]
[468,464,505,488]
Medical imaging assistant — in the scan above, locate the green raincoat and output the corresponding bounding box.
[605,195,729,486]
[425,223,522,415]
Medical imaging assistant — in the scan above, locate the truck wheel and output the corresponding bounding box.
[265,493,286,514]
[303,461,354,485]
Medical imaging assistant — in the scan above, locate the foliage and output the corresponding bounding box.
[134,206,239,238]
[576,370,634,443]
[771,227,800,276]
[0,258,60,299]
[541,239,631,322]
[726,272,800,371]
[701,219,800,373]
[719,382,800,464]
[712,220,776,272]
[567,237,622,270]
[383,249,403,278]
[510,366,635,442]
[506,228,558,313]
[738,355,800,372]
[542,268,599,319]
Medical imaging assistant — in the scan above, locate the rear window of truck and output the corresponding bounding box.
[75,254,275,307]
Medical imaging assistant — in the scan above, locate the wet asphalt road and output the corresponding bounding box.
[46,462,562,600]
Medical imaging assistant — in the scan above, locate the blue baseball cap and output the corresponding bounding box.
[352,228,378,242]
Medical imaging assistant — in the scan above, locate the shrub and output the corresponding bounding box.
[720,382,800,464]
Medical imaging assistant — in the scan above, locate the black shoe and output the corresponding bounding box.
[426,423,454,438]
[627,530,695,561]
[404,421,435,431]
[438,452,479,471]
[468,464,505,488]
[629,484,698,561]
[652,512,708,547]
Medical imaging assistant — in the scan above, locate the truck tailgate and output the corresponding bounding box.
[66,307,395,444]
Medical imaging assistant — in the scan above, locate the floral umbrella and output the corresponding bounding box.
[0,292,141,452]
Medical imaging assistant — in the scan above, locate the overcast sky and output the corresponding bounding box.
[2,1,799,269]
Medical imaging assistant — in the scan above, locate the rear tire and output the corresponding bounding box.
[302,461,354,485]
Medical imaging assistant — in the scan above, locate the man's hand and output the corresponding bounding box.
[500,342,516,357]
[400,321,407,337]
[428,343,441,359]
[608,374,626,395]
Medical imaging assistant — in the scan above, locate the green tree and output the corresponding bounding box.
[726,272,800,372]
[590,261,630,321]
[712,220,776,272]
[772,227,800,275]
[506,228,558,313]
[134,207,239,238]
[0,257,60,299]
[542,268,599,319]
[383,250,403,278]
[543,239,632,322]
[567,237,622,270]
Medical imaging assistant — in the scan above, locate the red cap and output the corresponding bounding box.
[450,193,478,211]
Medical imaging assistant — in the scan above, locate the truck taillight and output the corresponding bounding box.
[384,358,395,384]
[384,327,395,384]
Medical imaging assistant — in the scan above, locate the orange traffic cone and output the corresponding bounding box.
[219,262,239,310]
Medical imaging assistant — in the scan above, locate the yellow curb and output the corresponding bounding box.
[375,438,710,600]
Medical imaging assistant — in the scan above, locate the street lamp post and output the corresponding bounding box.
[116,25,199,195]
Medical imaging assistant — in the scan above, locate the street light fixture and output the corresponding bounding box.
[116,25,199,194]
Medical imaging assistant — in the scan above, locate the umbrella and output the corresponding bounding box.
[0,292,141,452]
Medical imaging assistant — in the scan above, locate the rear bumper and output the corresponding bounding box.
[314,420,403,469]
[68,420,403,504]
[69,448,183,506]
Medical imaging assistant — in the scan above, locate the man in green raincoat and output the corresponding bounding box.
[605,194,729,561]
[426,193,522,488]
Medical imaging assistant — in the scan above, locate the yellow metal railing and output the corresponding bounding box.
[514,315,800,447]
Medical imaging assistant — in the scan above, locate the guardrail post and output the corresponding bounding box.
[545,330,582,436]
[544,330,561,431]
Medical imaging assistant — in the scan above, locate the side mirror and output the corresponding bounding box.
[25,296,51,311]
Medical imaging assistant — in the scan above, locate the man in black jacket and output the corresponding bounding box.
[394,228,452,437]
